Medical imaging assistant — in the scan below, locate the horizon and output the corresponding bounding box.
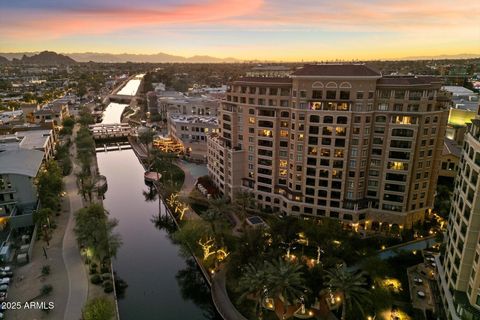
[1,50,480,63]
[1,0,479,61]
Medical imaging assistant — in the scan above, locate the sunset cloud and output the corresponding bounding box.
[0,0,478,60]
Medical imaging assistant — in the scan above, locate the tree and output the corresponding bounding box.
[83,297,115,320]
[139,128,155,165]
[204,197,229,241]
[233,190,255,228]
[238,258,308,320]
[237,263,268,318]
[173,219,213,257]
[37,161,64,213]
[324,266,371,320]
[264,258,308,320]
[74,204,122,263]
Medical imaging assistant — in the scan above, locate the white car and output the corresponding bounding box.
[0,267,11,273]
[0,285,8,292]
[0,278,9,285]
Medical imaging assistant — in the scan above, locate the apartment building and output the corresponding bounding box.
[207,64,450,228]
[437,119,480,320]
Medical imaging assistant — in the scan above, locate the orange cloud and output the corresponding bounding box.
[0,0,263,39]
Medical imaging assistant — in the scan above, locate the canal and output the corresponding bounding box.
[97,79,218,319]
[97,150,218,320]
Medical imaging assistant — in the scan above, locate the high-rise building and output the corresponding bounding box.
[207,64,450,228]
[437,119,480,319]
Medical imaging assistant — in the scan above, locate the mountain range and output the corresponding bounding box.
[0,51,478,64]
[0,51,239,63]
[0,51,76,65]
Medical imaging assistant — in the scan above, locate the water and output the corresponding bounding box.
[117,74,144,96]
[101,102,128,124]
[97,150,217,320]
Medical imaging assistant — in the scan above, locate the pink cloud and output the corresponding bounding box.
[1,0,479,41]
[0,0,263,39]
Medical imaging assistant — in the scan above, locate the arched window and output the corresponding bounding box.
[326,81,338,88]
[312,81,324,88]
[339,82,352,88]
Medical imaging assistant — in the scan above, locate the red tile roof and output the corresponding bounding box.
[291,64,381,77]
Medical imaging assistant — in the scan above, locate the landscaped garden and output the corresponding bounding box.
[158,187,429,320]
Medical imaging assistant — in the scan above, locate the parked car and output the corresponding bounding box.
[0,272,12,278]
[0,278,10,285]
[0,266,11,273]
[0,292,6,302]
[0,285,8,292]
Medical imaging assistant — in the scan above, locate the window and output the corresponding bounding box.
[312,90,322,99]
[356,92,364,99]
[326,90,336,99]
[340,91,350,100]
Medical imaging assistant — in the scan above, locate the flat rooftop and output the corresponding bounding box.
[0,149,44,177]
[170,115,218,125]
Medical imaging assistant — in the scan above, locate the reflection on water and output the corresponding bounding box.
[117,74,143,96]
[97,149,218,320]
[101,102,128,124]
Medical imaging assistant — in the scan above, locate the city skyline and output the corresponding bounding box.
[1,0,479,61]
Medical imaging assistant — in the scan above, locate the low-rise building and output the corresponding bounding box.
[0,129,56,161]
[34,99,70,126]
[0,149,44,215]
[444,86,479,144]
[168,114,219,160]
[439,138,462,180]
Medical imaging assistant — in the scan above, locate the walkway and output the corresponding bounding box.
[175,159,208,220]
[62,125,88,320]
[211,268,249,320]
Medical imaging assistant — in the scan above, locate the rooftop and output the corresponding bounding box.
[233,77,292,84]
[443,138,462,157]
[443,86,475,96]
[377,75,441,86]
[0,149,44,177]
[291,64,381,77]
[18,130,53,150]
[170,114,218,125]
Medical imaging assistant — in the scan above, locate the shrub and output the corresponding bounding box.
[41,265,51,276]
[83,297,115,320]
[90,274,102,285]
[89,265,97,275]
[100,265,110,274]
[103,280,113,293]
[101,273,112,281]
[41,284,53,296]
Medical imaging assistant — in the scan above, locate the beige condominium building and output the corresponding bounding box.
[437,119,480,320]
[207,64,450,228]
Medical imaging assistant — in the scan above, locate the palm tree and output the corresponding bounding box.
[264,258,308,319]
[139,128,155,165]
[237,263,268,318]
[324,266,371,320]
[233,190,255,228]
[203,197,229,238]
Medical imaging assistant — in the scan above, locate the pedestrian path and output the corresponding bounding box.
[62,125,88,320]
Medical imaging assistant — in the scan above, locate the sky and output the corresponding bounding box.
[0,0,479,61]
